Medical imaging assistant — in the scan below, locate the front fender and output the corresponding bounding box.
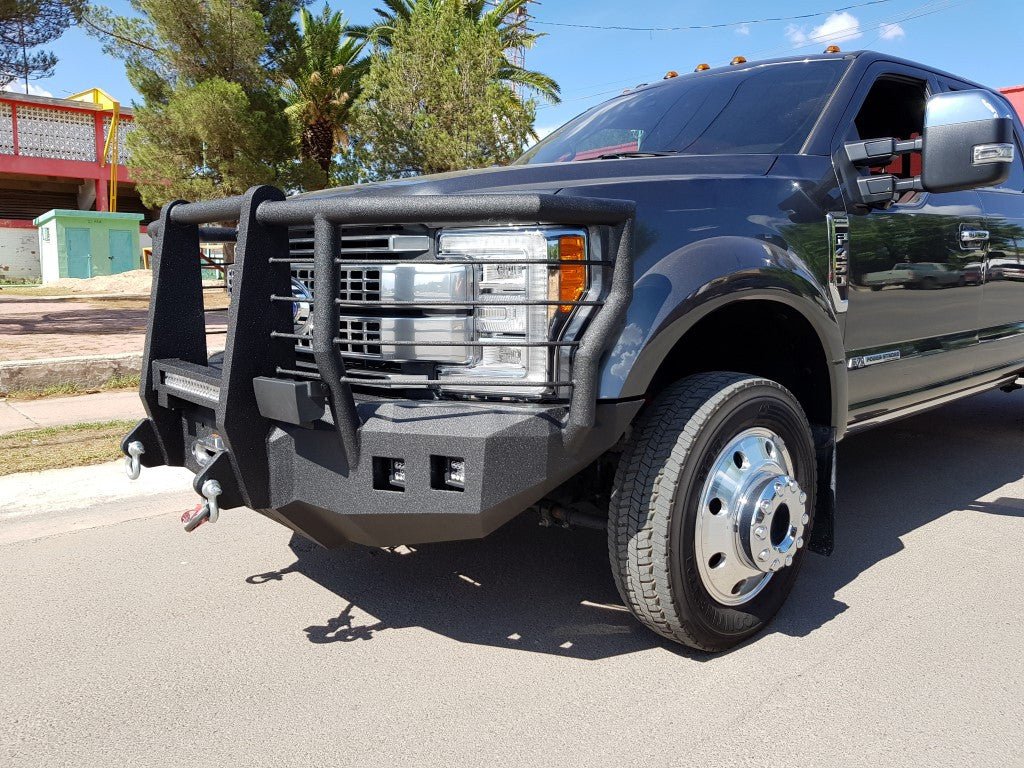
[598,235,848,432]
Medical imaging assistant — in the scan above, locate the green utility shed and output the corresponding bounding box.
[33,210,145,283]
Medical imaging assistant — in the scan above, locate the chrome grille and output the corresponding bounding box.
[339,319,383,356]
[339,268,382,302]
[280,225,448,367]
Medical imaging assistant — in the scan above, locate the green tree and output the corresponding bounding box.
[0,0,73,92]
[347,0,536,181]
[351,0,559,104]
[282,6,367,178]
[85,0,317,205]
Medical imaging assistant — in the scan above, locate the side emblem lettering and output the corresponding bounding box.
[827,212,850,314]
[848,350,901,370]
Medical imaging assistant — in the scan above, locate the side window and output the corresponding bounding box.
[848,76,928,182]
[994,131,1024,192]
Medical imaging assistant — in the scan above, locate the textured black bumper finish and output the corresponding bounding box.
[259,399,640,548]
[127,186,639,546]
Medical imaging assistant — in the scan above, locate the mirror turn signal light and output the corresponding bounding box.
[730,56,747,65]
[694,63,711,72]
[558,235,587,312]
[824,45,841,53]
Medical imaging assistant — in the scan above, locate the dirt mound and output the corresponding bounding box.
[46,270,154,295]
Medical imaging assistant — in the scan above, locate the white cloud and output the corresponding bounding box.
[534,125,559,142]
[735,23,751,36]
[785,12,862,47]
[2,81,53,97]
[879,22,906,40]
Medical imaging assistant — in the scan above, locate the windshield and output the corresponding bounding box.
[517,60,848,165]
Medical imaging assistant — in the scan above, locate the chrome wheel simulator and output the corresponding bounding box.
[695,427,809,606]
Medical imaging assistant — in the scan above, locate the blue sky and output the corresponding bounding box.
[7,0,1024,137]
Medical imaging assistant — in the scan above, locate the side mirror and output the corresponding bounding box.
[921,89,1015,193]
[841,89,1016,206]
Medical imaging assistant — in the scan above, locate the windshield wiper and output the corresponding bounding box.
[592,150,679,160]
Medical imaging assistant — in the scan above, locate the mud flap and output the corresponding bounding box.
[810,426,836,556]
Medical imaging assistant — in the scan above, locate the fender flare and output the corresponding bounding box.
[599,236,849,437]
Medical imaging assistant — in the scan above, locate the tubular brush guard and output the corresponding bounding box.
[122,186,638,548]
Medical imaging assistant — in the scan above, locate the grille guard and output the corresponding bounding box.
[124,186,635,511]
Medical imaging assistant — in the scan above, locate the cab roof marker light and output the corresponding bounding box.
[730,56,746,66]
[694,63,710,72]
[824,45,841,53]
[663,70,679,79]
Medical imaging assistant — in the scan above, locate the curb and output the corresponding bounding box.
[0,293,153,302]
[0,353,143,394]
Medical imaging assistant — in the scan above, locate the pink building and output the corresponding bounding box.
[0,90,153,280]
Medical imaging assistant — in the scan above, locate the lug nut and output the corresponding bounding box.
[771,559,781,571]
[801,513,810,525]
[796,537,804,549]
[774,481,783,494]
[754,525,767,540]
[758,549,770,562]
[785,555,793,566]
[799,491,807,504]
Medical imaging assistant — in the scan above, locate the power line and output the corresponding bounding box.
[535,0,967,111]
[737,0,965,60]
[531,0,901,32]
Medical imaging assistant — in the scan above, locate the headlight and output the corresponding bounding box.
[436,228,592,397]
[291,277,313,336]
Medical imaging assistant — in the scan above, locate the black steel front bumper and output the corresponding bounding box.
[122,186,637,547]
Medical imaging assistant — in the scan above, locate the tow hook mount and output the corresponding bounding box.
[182,479,223,532]
[124,441,145,480]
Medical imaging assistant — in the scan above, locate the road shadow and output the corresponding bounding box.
[246,389,1024,660]
[0,308,226,336]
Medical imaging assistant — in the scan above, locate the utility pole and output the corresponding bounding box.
[504,1,535,98]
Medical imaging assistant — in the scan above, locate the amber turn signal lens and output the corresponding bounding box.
[558,235,586,312]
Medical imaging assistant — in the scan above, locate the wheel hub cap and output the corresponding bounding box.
[738,475,807,574]
[695,427,809,606]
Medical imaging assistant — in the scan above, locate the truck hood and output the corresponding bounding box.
[296,154,777,199]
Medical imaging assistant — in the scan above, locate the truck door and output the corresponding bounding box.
[833,64,986,421]
[967,92,1024,379]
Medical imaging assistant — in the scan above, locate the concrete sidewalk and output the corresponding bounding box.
[0,460,194,545]
[0,389,145,435]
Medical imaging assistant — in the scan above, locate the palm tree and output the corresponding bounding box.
[350,0,560,104]
[283,6,369,174]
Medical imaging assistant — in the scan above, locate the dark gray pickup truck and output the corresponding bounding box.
[123,50,1024,651]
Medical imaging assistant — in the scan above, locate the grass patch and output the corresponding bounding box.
[4,373,141,400]
[0,419,137,476]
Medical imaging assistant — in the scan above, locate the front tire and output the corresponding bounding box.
[608,373,817,651]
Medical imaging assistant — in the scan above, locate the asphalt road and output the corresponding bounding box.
[3,390,1024,767]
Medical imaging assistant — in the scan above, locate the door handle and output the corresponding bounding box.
[960,228,989,246]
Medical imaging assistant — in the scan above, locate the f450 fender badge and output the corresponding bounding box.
[827,212,850,314]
